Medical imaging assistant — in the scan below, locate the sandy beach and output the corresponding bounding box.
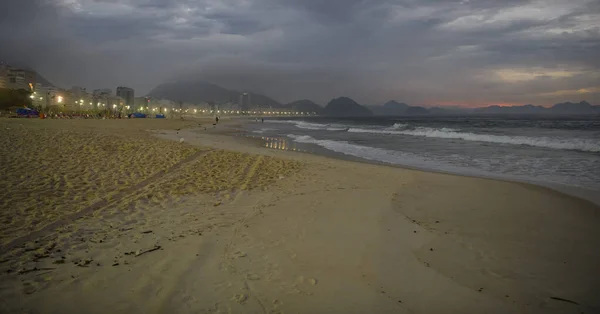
[0,118,599,314]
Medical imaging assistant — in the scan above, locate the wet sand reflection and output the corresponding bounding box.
[261,136,306,152]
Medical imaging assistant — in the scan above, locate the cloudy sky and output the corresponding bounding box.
[1,0,599,106]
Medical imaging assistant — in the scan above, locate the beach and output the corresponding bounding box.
[1,118,599,314]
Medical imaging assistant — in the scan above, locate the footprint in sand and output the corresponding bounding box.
[295,276,317,286]
[233,293,248,304]
[231,251,247,259]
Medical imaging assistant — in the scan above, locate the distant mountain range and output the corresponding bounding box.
[442,101,599,115]
[324,97,372,116]
[367,101,430,116]
[366,100,599,116]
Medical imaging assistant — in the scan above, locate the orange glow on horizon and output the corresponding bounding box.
[420,101,554,108]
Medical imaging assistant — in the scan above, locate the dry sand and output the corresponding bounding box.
[0,118,599,314]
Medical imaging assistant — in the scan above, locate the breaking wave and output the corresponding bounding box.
[266,120,347,131]
[348,127,600,152]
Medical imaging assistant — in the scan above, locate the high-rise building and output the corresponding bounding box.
[0,63,9,88]
[93,88,112,96]
[0,64,36,90]
[116,86,134,111]
[239,92,251,111]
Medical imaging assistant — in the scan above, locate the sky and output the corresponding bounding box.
[1,0,599,107]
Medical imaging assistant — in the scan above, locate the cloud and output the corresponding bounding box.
[1,0,599,106]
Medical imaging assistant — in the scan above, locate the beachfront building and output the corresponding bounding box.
[0,64,36,91]
[134,96,150,112]
[219,102,240,113]
[33,84,58,109]
[0,63,9,88]
[239,92,251,111]
[116,86,134,112]
[92,88,112,111]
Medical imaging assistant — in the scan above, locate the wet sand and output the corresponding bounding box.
[1,118,599,314]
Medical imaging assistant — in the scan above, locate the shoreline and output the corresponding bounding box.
[204,119,600,207]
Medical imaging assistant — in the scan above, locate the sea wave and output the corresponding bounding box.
[286,134,451,169]
[286,134,406,163]
[252,128,275,134]
[266,120,347,131]
[390,123,408,129]
[348,126,600,152]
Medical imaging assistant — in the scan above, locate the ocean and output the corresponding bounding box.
[244,116,600,201]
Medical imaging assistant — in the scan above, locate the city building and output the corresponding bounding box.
[33,83,58,109]
[134,96,150,112]
[92,88,112,110]
[93,88,112,96]
[70,86,87,97]
[8,68,36,91]
[69,86,91,110]
[0,63,36,91]
[239,92,251,111]
[0,63,9,88]
[116,86,134,112]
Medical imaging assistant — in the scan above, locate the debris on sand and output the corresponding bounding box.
[135,245,162,257]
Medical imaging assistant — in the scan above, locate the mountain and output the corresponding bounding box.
[404,106,430,115]
[368,100,432,115]
[470,101,598,115]
[549,101,597,114]
[323,97,373,116]
[368,100,410,115]
[475,104,546,114]
[147,80,282,107]
[284,99,322,113]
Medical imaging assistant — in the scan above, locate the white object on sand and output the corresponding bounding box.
[179,138,185,143]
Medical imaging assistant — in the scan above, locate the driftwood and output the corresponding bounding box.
[549,297,579,305]
[135,246,162,257]
[18,267,56,275]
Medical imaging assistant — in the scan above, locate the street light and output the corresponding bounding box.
[57,96,63,103]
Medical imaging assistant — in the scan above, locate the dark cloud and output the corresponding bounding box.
[1,0,599,106]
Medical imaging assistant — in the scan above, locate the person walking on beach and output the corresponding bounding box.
[216,116,219,124]
[261,118,264,123]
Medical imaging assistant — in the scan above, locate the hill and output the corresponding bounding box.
[549,101,597,114]
[368,100,430,115]
[323,97,373,117]
[368,100,410,115]
[284,99,322,113]
[404,106,430,115]
[371,100,598,115]
[147,80,282,107]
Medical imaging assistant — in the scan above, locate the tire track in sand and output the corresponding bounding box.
[0,149,214,255]
[223,155,272,313]
[149,155,267,313]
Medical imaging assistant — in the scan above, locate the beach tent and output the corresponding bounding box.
[16,108,39,117]
[131,112,147,118]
